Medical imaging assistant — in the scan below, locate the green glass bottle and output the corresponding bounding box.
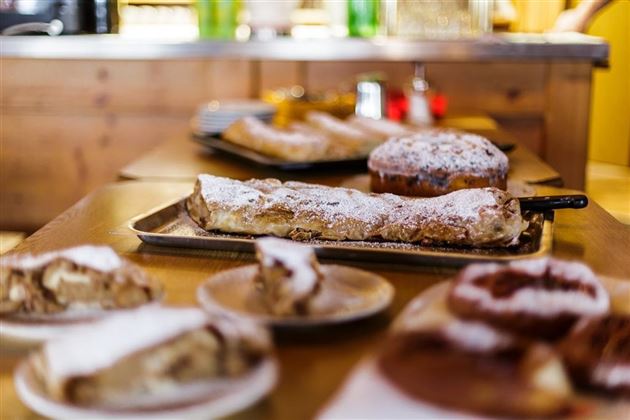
[197,0,239,39]
[347,0,379,38]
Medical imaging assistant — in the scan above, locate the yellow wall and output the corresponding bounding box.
[587,0,630,165]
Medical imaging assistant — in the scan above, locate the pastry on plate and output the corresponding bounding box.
[0,245,162,315]
[378,320,573,418]
[559,314,630,396]
[30,306,271,407]
[447,258,610,339]
[254,237,322,316]
[187,174,527,247]
[223,116,328,161]
[368,128,508,197]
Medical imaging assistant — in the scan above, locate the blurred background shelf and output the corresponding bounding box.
[0,33,608,63]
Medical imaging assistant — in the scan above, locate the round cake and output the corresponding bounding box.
[368,129,509,197]
[447,258,611,340]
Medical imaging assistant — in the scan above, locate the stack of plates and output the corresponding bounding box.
[196,100,276,135]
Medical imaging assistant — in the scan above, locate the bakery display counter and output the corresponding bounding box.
[1,179,628,419]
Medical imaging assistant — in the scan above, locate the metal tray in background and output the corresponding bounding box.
[128,198,553,267]
[192,134,368,171]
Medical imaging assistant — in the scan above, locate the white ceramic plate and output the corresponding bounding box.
[0,304,162,347]
[197,264,394,327]
[15,357,278,420]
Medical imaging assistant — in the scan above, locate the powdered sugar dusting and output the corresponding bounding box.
[368,128,508,176]
[43,306,208,379]
[444,320,514,352]
[1,245,122,273]
[191,175,524,246]
[256,237,319,298]
[453,258,610,317]
[593,364,630,388]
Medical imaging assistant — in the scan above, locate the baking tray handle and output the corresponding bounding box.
[519,194,588,212]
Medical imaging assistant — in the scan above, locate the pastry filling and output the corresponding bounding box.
[473,270,597,299]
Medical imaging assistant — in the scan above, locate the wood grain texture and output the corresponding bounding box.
[119,132,561,185]
[544,62,593,190]
[1,180,628,420]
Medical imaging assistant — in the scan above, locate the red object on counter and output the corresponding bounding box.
[430,92,448,119]
[387,90,408,121]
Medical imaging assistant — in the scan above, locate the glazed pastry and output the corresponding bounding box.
[187,174,527,247]
[559,314,630,396]
[30,306,271,406]
[254,237,322,316]
[447,258,610,339]
[368,128,509,197]
[305,111,381,155]
[223,116,328,161]
[378,320,573,418]
[0,245,162,315]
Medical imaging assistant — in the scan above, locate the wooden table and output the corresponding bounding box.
[2,179,629,420]
[119,134,562,186]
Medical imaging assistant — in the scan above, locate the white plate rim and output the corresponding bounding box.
[197,264,395,327]
[14,356,278,420]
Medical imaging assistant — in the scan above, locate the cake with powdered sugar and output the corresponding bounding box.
[254,237,322,316]
[0,245,162,315]
[186,175,526,247]
[447,258,610,339]
[559,314,630,396]
[378,320,573,417]
[30,306,271,406]
[368,128,509,197]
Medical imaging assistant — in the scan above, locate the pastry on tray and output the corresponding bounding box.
[368,128,509,197]
[447,258,610,339]
[254,237,322,316]
[304,111,383,156]
[0,245,163,315]
[186,174,527,247]
[559,314,630,396]
[378,320,573,417]
[346,115,413,141]
[222,116,329,161]
[29,306,271,407]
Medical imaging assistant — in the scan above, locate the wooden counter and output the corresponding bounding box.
[119,133,562,185]
[1,179,629,419]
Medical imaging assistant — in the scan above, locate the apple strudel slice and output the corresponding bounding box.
[30,306,271,406]
[0,245,162,315]
[186,175,527,247]
[254,237,322,316]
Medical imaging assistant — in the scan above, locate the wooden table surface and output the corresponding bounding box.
[119,133,562,186]
[2,179,629,420]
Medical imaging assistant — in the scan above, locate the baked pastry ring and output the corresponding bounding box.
[447,258,610,339]
[378,321,573,418]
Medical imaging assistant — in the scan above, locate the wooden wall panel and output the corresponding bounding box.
[0,112,189,231]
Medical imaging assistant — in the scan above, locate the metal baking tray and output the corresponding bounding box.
[128,198,553,267]
[192,133,368,171]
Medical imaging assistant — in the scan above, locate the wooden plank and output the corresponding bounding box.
[544,62,593,189]
[1,59,252,115]
[0,113,188,231]
[258,61,303,94]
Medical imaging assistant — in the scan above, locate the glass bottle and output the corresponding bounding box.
[197,0,239,39]
[347,0,379,38]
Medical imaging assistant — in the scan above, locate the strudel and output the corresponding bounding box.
[0,245,162,315]
[30,306,271,406]
[223,116,328,161]
[186,175,527,247]
[254,237,322,316]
